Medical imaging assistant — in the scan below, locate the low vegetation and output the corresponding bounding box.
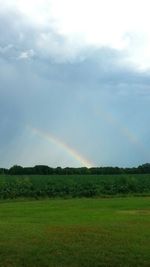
[0,174,150,199]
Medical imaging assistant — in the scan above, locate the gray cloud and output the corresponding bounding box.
[0,7,150,168]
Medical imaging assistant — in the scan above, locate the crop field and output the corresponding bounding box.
[0,174,150,199]
[0,197,149,267]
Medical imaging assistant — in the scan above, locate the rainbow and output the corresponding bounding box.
[30,126,93,168]
[95,107,148,157]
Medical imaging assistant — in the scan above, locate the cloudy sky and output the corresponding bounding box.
[0,0,150,168]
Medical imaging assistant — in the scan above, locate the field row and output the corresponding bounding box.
[0,174,150,198]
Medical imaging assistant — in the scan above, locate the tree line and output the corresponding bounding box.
[0,163,150,175]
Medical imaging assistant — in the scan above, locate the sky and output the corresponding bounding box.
[0,0,150,168]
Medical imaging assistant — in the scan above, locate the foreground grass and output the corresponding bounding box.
[0,197,149,267]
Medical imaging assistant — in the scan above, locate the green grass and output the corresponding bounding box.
[0,197,149,266]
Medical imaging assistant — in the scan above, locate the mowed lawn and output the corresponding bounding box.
[0,197,149,267]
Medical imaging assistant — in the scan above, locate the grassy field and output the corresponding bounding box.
[0,197,149,267]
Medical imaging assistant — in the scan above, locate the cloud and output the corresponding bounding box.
[18,49,35,60]
[0,47,150,167]
[1,0,150,68]
[0,0,150,167]
[0,44,13,54]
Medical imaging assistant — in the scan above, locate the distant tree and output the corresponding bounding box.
[9,165,24,175]
[138,163,150,173]
[33,165,51,175]
[0,168,8,175]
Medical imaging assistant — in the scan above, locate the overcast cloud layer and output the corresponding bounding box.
[0,0,150,168]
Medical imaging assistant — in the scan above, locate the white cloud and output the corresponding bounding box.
[1,0,150,69]
[18,49,35,60]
